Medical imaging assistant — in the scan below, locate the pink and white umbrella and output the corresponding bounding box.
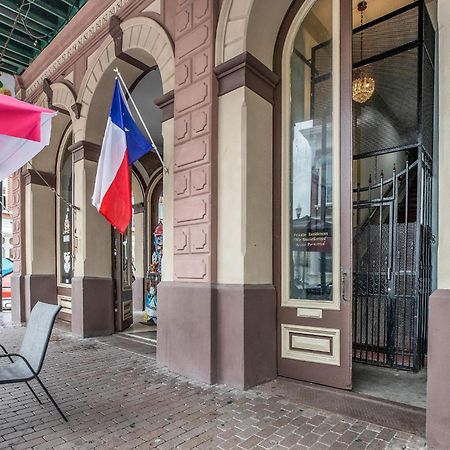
[0,94,57,182]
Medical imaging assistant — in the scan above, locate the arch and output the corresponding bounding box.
[50,82,78,123]
[215,0,293,69]
[76,16,174,141]
[215,0,254,66]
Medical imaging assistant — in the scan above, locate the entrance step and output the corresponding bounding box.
[117,330,157,345]
[95,333,156,357]
[256,377,426,437]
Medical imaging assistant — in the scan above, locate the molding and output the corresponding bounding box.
[109,14,152,72]
[133,202,145,214]
[43,79,69,116]
[15,76,26,100]
[281,324,340,366]
[23,169,56,188]
[154,90,174,122]
[26,0,132,97]
[214,52,280,104]
[71,102,82,119]
[43,78,82,117]
[68,141,101,163]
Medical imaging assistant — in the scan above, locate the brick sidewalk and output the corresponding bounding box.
[0,325,427,449]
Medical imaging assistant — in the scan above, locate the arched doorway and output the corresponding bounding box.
[273,0,435,403]
[75,16,173,335]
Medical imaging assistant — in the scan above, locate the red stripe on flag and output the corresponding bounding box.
[99,151,132,234]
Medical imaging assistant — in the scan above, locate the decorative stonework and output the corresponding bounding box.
[214,51,280,104]
[23,169,56,188]
[11,170,25,275]
[154,90,175,121]
[109,15,153,71]
[173,0,217,282]
[77,16,175,136]
[68,141,101,163]
[215,0,254,66]
[26,0,132,98]
[43,79,81,120]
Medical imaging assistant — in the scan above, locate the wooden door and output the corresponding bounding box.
[277,0,352,389]
[113,225,133,331]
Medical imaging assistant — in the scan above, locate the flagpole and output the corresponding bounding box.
[114,68,168,173]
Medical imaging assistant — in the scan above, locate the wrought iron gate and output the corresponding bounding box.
[350,2,435,372]
[353,148,432,371]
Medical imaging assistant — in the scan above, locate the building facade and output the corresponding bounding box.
[6,0,450,447]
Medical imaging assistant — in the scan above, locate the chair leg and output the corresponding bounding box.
[25,381,42,405]
[34,376,68,422]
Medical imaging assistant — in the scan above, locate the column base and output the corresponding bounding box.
[216,284,277,389]
[24,274,57,321]
[11,275,25,323]
[157,282,276,389]
[426,289,450,449]
[72,276,114,338]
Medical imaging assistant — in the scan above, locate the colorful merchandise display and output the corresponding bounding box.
[144,221,163,324]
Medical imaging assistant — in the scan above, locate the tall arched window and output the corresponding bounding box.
[282,0,340,309]
[57,129,73,286]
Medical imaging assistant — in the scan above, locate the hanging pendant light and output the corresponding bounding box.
[353,75,375,103]
[352,1,375,104]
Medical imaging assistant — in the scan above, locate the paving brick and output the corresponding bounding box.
[0,325,427,450]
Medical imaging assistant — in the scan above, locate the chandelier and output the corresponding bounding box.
[352,1,375,104]
[353,75,375,103]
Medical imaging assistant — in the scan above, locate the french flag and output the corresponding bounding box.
[92,79,153,233]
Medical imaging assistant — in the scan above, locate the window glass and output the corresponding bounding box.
[289,0,333,301]
[59,135,73,285]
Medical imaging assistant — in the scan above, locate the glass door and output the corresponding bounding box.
[277,0,353,389]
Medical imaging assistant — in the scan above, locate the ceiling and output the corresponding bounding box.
[0,0,87,75]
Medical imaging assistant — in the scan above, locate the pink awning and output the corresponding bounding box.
[0,95,56,182]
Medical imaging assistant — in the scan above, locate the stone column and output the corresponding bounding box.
[23,170,57,319]
[10,169,26,323]
[69,141,114,337]
[157,0,218,384]
[212,53,279,388]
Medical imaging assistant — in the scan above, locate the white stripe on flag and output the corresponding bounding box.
[0,112,55,182]
[92,117,128,209]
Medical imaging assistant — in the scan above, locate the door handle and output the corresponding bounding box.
[341,268,351,302]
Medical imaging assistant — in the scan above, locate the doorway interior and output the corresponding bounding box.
[349,0,435,408]
[284,0,436,408]
[112,68,164,345]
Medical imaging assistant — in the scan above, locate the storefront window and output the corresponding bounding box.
[289,0,333,301]
[59,135,73,285]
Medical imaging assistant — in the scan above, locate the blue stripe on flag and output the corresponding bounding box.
[109,79,153,165]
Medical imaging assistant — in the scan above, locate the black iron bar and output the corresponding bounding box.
[413,151,423,371]
[353,41,419,71]
[352,1,420,35]
[365,174,372,363]
[375,172,384,363]
[392,165,399,368]
[402,160,410,368]
[355,183,361,361]
[353,144,419,162]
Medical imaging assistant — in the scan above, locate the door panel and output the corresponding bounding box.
[113,225,133,332]
[277,0,352,389]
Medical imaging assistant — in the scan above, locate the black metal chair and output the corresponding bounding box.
[0,302,67,421]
